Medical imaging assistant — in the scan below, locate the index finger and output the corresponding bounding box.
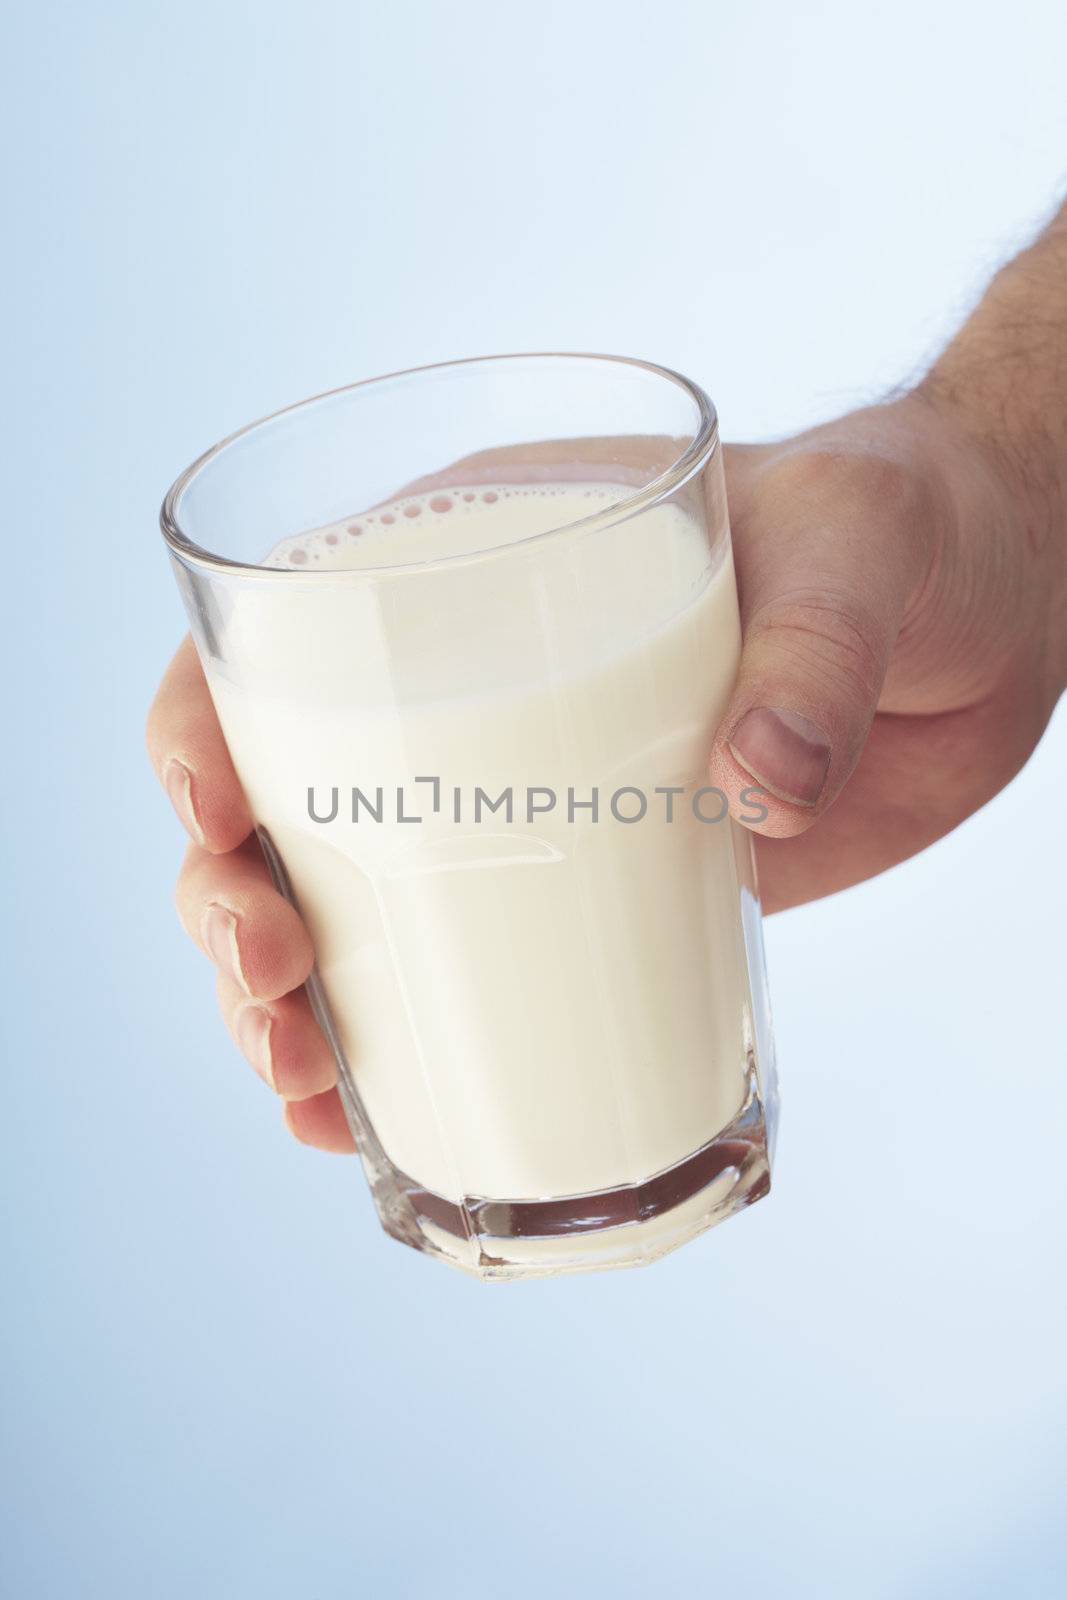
[146,635,254,854]
[397,433,687,497]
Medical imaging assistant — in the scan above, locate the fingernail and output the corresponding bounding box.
[728,708,832,807]
[200,902,251,994]
[164,758,205,846]
[235,1005,275,1089]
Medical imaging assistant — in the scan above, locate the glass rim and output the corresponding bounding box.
[159,351,720,579]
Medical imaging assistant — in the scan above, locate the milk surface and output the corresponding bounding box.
[206,483,758,1203]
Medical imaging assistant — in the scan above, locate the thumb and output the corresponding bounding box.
[709,449,927,838]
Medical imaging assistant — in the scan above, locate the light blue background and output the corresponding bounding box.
[3,2,1066,1595]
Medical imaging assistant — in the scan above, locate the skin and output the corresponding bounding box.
[147,205,1067,1154]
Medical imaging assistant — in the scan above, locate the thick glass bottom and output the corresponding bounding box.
[349,1063,770,1281]
[259,828,775,1282]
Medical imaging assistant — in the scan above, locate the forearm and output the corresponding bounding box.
[920,198,1067,514]
[917,197,1067,698]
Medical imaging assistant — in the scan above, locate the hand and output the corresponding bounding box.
[146,640,355,1152]
[711,390,1064,910]
[146,392,1066,1152]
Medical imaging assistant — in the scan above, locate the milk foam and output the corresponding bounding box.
[265,483,629,570]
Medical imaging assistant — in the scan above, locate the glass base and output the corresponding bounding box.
[349,1062,770,1281]
[258,829,776,1282]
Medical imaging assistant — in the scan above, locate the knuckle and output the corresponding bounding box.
[283,1103,311,1145]
[174,882,199,942]
[764,443,939,564]
[144,694,172,770]
[771,443,911,502]
[174,844,204,896]
[750,589,888,705]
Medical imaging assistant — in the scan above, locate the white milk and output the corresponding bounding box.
[205,483,760,1205]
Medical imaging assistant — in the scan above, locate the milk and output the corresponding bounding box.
[203,483,766,1208]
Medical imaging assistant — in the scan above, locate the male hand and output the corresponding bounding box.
[147,380,1066,1152]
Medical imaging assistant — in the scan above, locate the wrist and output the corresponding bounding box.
[908,374,1067,705]
[915,360,1065,555]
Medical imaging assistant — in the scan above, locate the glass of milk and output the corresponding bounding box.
[161,354,778,1279]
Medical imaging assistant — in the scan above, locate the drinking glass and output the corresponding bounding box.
[161,354,778,1279]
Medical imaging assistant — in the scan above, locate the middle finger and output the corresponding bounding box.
[176,836,316,1001]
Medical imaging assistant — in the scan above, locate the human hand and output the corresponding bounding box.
[711,388,1065,910]
[146,384,1066,1151]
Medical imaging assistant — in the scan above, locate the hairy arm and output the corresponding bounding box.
[918,197,1067,705]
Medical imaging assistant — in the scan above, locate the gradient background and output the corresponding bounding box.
[3,2,1066,1595]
